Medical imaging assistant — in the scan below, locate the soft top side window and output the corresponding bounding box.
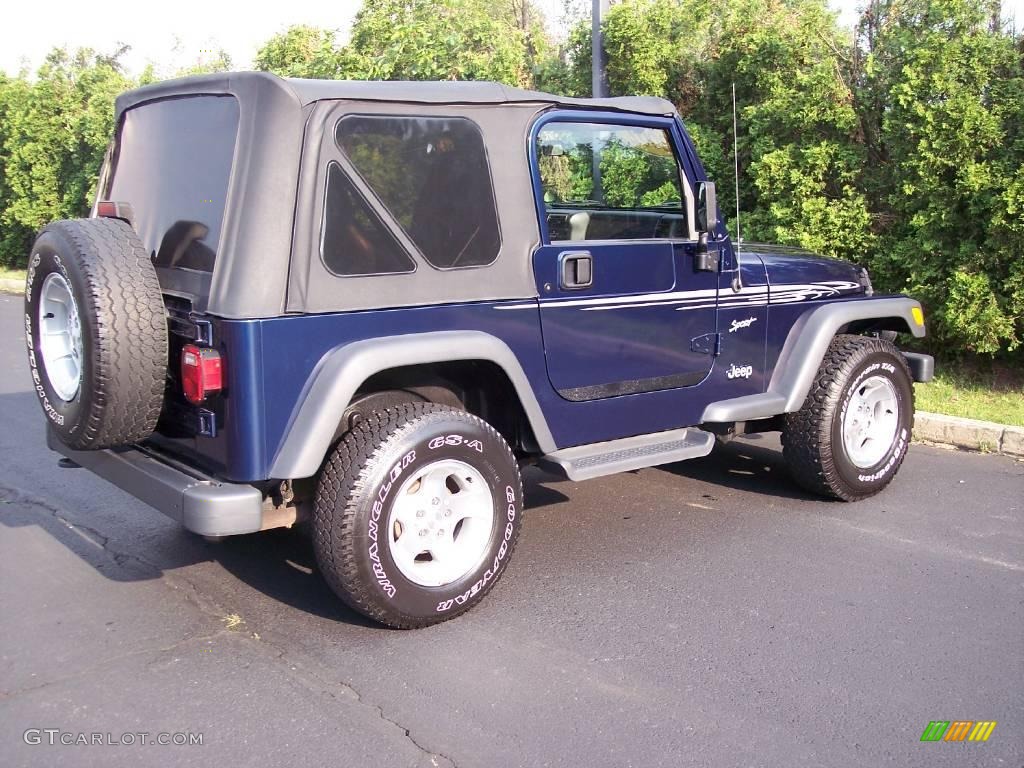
[534,121,689,242]
[336,115,502,270]
[320,162,416,277]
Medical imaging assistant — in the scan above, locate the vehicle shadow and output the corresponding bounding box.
[205,438,814,626]
[201,471,570,626]
[0,427,570,628]
[208,526,382,628]
[658,434,823,503]
[0,493,381,627]
[522,467,572,510]
[2,380,814,629]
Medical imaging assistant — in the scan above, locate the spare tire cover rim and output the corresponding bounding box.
[38,272,83,402]
[386,459,495,587]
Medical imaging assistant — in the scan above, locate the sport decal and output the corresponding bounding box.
[495,281,861,312]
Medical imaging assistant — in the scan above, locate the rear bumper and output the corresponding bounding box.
[47,429,264,537]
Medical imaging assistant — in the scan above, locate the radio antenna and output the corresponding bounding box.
[731,82,742,254]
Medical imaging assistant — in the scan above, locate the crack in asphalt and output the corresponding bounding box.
[0,483,458,768]
[260,645,458,768]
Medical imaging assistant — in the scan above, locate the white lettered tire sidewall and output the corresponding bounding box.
[782,335,916,501]
[314,404,523,628]
[25,243,94,440]
[830,351,913,495]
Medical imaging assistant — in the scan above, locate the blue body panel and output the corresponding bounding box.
[715,254,770,396]
[211,301,737,481]
[163,111,875,483]
[531,241,719,394]
[754,245,865,383]
[758,247,863,288]
[201,281,863,482]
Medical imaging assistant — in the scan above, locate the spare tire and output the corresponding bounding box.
[24,218,168,450]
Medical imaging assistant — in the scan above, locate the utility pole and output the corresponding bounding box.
[591,0,609,98]
[591,0,610,201]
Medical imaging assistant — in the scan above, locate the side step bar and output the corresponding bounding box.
[540,427,715,482]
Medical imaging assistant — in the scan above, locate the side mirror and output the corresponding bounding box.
[693,181,720,272]
[696,181,718,233]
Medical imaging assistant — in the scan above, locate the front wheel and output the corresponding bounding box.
[782,335,914,501]
[313,403,523,628]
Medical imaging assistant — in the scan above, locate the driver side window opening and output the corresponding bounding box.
[535,121,693,243]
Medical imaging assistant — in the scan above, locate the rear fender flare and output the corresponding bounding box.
[268,331,555,479]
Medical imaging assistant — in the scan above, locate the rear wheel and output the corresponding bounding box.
[313,403,523,628]
[24,218,167,450]
[782,335,914,501]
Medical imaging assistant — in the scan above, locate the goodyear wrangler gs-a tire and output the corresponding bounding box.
[313,403,524,628]
[781,335,914,501]
[24,218,167,450]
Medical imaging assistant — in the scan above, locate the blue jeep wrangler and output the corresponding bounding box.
[24,72,933,628]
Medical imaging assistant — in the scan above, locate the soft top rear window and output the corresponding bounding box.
[106,95,239,273]
[336,115,501,270]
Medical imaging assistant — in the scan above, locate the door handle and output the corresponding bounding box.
[559,251,593,290]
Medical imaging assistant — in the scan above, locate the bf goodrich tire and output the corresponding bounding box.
[24,218,167,450]
[781,335,914,501]
[313,403,524,629]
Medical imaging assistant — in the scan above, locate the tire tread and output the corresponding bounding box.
[33,218,166,449]
[781,334,914,501]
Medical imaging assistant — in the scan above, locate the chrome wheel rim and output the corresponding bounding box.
[38,272,83,402]
[842,375,899,468]
[386,459,494,587]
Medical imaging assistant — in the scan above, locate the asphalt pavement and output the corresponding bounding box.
[0,292,1021,768]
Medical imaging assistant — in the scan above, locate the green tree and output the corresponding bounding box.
[854,0,1024,353]
[349,0,529,84]
[175,47,233,77]
[491,1,556,86]
[602,0,706,102]
[533,18,592,96]
[0,48,130,267]
[254,26,358,79]
[548,0,870,260]
[538,1,708,106]
[689,0,871,261]
[0,74,33,267]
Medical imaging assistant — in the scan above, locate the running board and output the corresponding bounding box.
[540,427,715,482]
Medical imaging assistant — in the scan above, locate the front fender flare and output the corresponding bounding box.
[701,296,926,423]
[268,331,556,479]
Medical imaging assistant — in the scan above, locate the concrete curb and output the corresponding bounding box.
[914,411,1024,458]
[0,277,24,295]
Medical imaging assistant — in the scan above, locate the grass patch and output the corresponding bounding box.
[915,358,1024,427]
[0,267,26,282]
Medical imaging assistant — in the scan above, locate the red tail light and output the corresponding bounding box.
[95,200,135,226]
[181,345,223,404]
